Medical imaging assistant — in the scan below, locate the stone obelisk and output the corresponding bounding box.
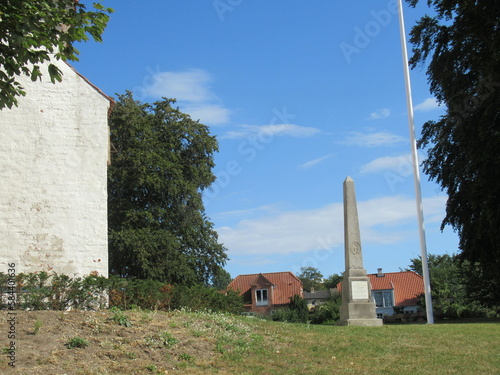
[337,177,382,326]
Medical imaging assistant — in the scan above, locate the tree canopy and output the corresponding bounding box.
[0,0,112,109]
[323,273,343,289]
[210,267,233,290]
[297,267,324,292]
[108,92,227,286]
[407,0,500,305]
[406,254,498,318]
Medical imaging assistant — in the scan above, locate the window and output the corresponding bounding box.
[373,290,393,307]
[255,289,268,306]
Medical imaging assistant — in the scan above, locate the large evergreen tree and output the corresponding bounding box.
[108,92,227,285]
[0,0,112,109]
[407,0,500,305]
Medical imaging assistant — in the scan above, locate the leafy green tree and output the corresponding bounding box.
[210,267,232,290]
[323,273,343,289]
[406,254,497,318]
[0,0,113,109]
[407,1,500,305]
[108,92,227,285]
[297,266,324,292]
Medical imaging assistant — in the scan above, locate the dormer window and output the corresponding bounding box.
[255,289,268,306]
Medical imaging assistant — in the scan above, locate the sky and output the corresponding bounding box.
[73,0,459,280]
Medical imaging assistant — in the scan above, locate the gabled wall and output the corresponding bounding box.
[250,274,275,315]
[0,59,111,278]
[229,272,304,315]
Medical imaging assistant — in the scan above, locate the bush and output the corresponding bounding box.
[52,273,108,310]
[309,294,342,324]
[273,295,309,323]
[0,272,243,315]
[108,276,173,310]
[65,337,89,349]
[16,272,52,310]
[109,307,133,327]
[170,285,243,314]
[272,307,304,323]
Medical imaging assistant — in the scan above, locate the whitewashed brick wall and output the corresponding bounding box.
[0,59,111,278]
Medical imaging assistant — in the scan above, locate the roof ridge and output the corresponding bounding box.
[234,271,297,277]
[368,270,422,277]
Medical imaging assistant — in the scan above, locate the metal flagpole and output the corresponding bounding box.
[397,0,434,324]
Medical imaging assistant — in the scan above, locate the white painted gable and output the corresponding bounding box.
[0,58,111,278]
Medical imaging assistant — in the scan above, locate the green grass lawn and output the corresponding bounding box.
[200,314,500,375]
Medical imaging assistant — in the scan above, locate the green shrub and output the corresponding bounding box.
[17,272,52,310]
[170,285,243,314]
[0,272,108,311]
[0,272,242,315]
[272,295,309,323]
[109,307,132,327]
[33,319,43,335]
[65,337,89,349]
[309,294,342,324]
[108,276,173,310]
[145,331,178,348]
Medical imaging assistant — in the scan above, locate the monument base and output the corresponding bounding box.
[337,302,383,327]
[336,318,383,327]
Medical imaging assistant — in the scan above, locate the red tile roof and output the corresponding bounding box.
[338,271,424,307]
[228,272,303,305]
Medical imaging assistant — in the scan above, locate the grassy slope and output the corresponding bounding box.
[0,310,498,374]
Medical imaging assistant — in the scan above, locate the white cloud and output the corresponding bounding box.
[141,68,231,125]
[146,69,213,102]
[414,97,440,112]
[221,124,321,140]
[217,195,447,257]
[360,151,427,174]
[213,205,282,218]
[298,154,333,169]
[361,154,412,174]
[218,203,344,256]
[369,108,391,120]
[341,131,406,147]
[184,104,230,125]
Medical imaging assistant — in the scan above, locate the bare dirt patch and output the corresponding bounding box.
[0,309,236,374]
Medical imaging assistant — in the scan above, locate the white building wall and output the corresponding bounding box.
[0,59,111,278]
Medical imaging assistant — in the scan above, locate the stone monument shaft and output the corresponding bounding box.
[344,176,364,271]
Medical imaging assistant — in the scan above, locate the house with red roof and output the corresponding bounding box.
[228,272,303,315]
[338,269,424,318]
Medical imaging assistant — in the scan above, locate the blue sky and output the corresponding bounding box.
[74,0,459,280]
